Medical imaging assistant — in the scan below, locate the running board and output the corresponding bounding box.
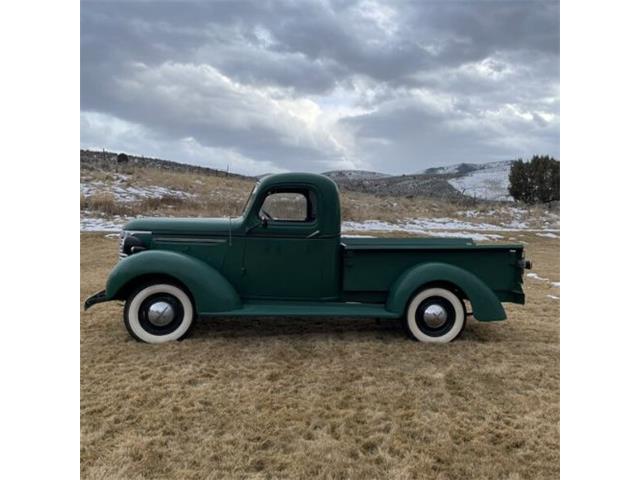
[200,301,400,319]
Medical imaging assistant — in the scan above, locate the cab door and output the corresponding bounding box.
[240,187,337,300]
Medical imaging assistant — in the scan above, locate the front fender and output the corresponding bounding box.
[105,250,241,313]
[386,262,506,321]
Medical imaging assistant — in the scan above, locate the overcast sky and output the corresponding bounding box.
[81,0,559,175]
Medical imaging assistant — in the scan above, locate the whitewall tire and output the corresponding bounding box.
[124,283,194,343]
[405,287,465,343]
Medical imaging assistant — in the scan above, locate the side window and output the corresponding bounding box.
[259,190,315,222]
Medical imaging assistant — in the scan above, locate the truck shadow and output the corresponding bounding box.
[191,316,407,340]
[189,317,502,343]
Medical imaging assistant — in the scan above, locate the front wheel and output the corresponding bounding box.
[124,283,194,343]
[405,287,466,343]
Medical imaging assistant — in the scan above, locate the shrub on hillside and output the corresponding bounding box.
[508,155,560,204]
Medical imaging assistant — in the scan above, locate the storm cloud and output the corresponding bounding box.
[81,0,559,175]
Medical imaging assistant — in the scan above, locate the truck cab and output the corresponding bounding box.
[239,174,342,300]
[85,173,530,344]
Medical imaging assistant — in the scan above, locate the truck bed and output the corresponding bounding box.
[340,236,525,304]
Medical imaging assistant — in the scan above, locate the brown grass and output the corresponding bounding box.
[81,232,559,479]
[81,192,131,217]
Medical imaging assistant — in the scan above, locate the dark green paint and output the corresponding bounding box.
[385,262,506,321]
[93,172,527,322]
[106,249,241,313]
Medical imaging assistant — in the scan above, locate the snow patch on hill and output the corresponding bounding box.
[81,180,194,203]
[447,162,513,201]
[415,160,514,201]
[81,213,130,232]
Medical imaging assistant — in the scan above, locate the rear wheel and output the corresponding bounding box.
[405,287,465,343]
[124,283,194,343]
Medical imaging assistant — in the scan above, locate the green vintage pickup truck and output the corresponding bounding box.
[85,172,531,344]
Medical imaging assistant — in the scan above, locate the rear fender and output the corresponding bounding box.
[386,262,506,321]
[105,250,241,313]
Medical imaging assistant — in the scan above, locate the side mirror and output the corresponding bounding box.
[261,217,268,228]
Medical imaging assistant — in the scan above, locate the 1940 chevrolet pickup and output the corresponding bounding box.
[85,172,531,344]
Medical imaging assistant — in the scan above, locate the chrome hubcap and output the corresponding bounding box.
[423,304,448,328]
[147,301,175,327]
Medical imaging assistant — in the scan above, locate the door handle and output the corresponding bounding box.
[306,230,320,239]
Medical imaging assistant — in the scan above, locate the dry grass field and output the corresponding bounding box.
[81,231,559,479]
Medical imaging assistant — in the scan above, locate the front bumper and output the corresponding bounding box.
[84,290,108,311]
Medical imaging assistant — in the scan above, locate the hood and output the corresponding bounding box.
[123,217,245,235]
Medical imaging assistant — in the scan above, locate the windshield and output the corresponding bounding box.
[241,183,259,216]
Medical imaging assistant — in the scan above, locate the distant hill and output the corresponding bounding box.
[80,149,252,180]
[418,160,513,176]
[322,161,515,201]
[323,173,464,200]
[323,170,391,181]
